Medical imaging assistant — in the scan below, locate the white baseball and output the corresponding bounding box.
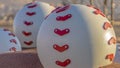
[14,1,55,48]
[37,4,116,68]
[0,28,21,53]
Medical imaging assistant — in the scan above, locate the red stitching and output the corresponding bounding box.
[56,14,72,21]
[103,22,112,30]
[22,31,32,36]
[24,21,33,26]
[26,12,36,16]
[105,54,114,61]
[24,41,33,46]
[51,7,61,13]
[93,9,105,17]
[10,39,17,44]
[56,5,70,13]
[28,4,37,8]
[54,28,70,36]
[3,29,9,31]
[56,59,71,67]
[9,47,16,52]
[108,37,116,45]
[8,33,15,37]
[53,44,69,52]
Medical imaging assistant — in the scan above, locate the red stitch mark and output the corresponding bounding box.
[53,44,69,52]
[24,41,33,46]
[56,14,72,21]
[108,37,116,45]
[9,33,15,37]
[103,22,112,30]
[56,59,71,67]
[28,4,37,8]
[51,7,61,13]
[9,47,16,52]
[10,39,17,44]
[93,9,105,17]
[54,28,70,36]
[105,54,114,61]
[24,21,33,26]
[3,29,9,31]
[22,31,32,36]
[26,12,36,16]
[56,5,70,13]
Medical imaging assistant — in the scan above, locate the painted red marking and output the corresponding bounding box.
[53,44,69,52]
[22,31,32,36]
[108,37,116,45]
[26,12,36,16]
[3,29,9,31]
[24,41,33,46]
[51,7,61,13]
[24,21,33,26]
[105,54,114,61]
[56,14,72,21]
[54,28,70,36]
[93,9,105,17]
[56,59,71,67]
[9,47,16,52]
[10,39,17,44]
[56,5,70,13]
[9,33,15,37]
[28,4,37,8]
[103,22,112,30]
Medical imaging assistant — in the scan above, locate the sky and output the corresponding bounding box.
[0,0,120,20]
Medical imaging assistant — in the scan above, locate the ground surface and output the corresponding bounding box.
[0,48,120,68]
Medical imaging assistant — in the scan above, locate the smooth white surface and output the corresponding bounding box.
[0,28,21,53]
[14,1,55,48]
[37,4,116,68]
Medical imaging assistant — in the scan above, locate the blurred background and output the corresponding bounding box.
[0,0,120,42]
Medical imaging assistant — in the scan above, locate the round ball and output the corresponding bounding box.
[37,4,116,68]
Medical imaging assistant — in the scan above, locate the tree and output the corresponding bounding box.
[90,0,94,5]
[61,0,72,5]
[111,0,114,25]
[71,0,77,4]
[103,0,108,16]
[61,0,78,5]
[32,0,35,2]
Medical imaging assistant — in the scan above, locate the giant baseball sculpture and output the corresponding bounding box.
[37,4,116,68]
[0,28,21,53]
[14,1,55,48]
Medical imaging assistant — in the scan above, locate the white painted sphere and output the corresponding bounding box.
[0,28,21,53]
[37,4,116,68]
[14,1,55,48]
